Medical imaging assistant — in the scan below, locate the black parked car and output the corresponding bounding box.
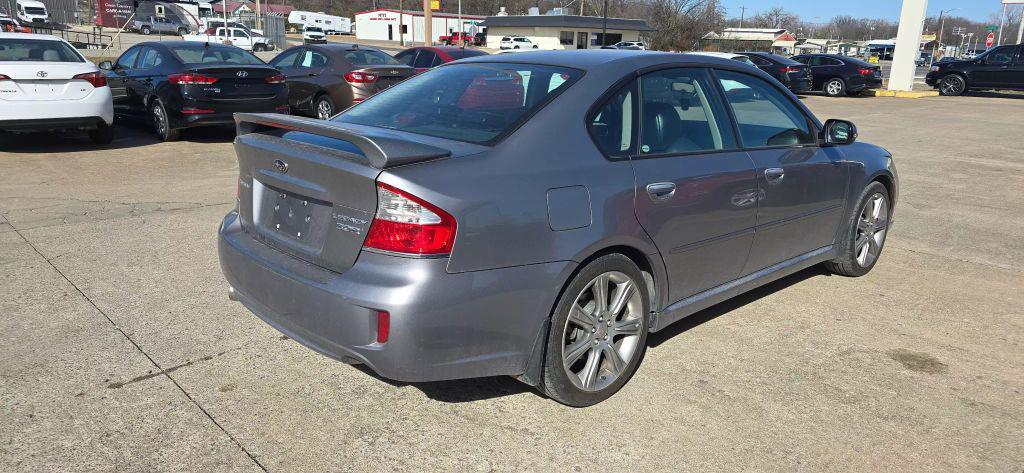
[925,44,1024,96]
[791,53,882,97]
[268,44,415,120]
[739,51,812,92]
[100,41,288,141]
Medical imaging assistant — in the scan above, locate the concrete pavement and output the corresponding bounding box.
[1,94,1022,471]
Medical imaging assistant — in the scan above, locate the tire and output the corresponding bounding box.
[253,43,265,52]
[150,99,180,142]
[824,78,845,97]
[541,254,649,407]
[140,26,151,35]
[825,181,891,277]
[314,94,335,120]
[88,121,114,144]
[938,74,966,96]
[532,45,538,49]
[514,45,520,49]
[177,28,188,36]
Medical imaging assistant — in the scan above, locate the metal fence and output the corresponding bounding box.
[262,12,286,52]
[2,0,94,27]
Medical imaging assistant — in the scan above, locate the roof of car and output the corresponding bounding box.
[455,50,752,70]
[306,43,385,52]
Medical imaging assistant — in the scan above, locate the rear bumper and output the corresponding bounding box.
[218,211,572,382]
[169,95,288,129]
[787,78,812,92]
[0,116,107,132]
[925,72,940,87]
[0,86,113,125]
[848,76,883,92]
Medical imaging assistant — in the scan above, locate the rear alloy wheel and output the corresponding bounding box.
[140,26,151,35]
[253,43,266,52]
[88,121,114,144]
[939,74,966,96]
[824,78,845,97]
[314,94,335,120]
[825,181,891,277]
[151,99,180,142]
[542,254,649,407]
[177,28,188,36]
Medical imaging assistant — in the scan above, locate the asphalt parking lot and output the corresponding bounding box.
[2,94,1022,471]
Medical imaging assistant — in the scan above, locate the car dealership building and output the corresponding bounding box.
[354,9,485,44]
[480,14,653,50]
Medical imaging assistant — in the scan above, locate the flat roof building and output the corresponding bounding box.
[354,9,485,44]
[480,14,654,50]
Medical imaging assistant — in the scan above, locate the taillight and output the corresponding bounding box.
[0,74,10,81]
[344,71,378,83]
[779,66,800,74]
[363,182,456,255]
[72,71,107,87]
[858,68,874,75]
[168,73,219,85]
[265,73,286,84]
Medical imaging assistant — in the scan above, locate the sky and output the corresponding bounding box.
[720,0,1007,24]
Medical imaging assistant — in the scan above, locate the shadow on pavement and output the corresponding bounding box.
[647,264,832,347]
[0,121,236,154]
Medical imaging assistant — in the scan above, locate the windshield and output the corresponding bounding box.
[334,63,582,144]
[0,38,84,62]
[168,44,265,66]
[305,27,322,33]
[341,49,399,66]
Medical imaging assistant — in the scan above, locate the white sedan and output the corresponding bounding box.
[0,32,114,143]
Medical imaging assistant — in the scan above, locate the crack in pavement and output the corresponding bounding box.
[1,214,268,472]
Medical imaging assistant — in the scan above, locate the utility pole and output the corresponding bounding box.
[399,0,404,45]
[423,0,431,46]
[600,0,608,47]
[1017,6,1024,44]
[738,6,746,28]
[930,8,958,67]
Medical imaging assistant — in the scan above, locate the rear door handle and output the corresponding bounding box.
[765,167,785,184]
[646,182,676,201]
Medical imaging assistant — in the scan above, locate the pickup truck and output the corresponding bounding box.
[439,32,473,45]
[182,27,272,52]
[133,15,191,35]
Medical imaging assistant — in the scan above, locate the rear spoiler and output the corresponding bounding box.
[234,113,451,169]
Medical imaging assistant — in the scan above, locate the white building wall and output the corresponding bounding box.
[486,25,640,50]
[355,10,484,43]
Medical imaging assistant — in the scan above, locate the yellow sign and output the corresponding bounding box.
[430,0,439,10]
[920,34,936,41]
[868,56,879,64]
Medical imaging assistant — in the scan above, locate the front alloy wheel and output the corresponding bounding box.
[315,95,334,120]
[542,254,649,406]
[939,75,966,96]
[854,193,889,268]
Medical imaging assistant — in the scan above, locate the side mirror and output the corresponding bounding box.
[821,119,857,146]
[98,60,113,70]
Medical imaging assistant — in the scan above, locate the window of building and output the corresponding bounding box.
[591,33,622,46]
[559,31,573,45]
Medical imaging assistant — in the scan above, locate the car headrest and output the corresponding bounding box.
[42,50,60,61]
[28,48,44,60]
[641,102,681,154]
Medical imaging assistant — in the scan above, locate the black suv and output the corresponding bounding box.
[791,53,883,97]
[925,44,1024,96]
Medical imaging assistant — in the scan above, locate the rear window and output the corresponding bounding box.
[168,44,264,66]
[334,63,582,144]
[342,49,399,66]
[767,53,801,66]
[0,38,84,62]
[840,56,872,67]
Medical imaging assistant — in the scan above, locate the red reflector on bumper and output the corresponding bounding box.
[376,310,390,344]
[181,108,215,115]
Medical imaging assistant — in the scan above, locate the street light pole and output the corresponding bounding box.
[930,8,958,67]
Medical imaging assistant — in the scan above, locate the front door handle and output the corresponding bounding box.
[646,182,676,201]
[765,167,785,184]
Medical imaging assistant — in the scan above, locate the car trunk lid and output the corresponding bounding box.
[232,113,452,273]
[0,63,96,101]
[348,65,414,94]
[182,65,281,100]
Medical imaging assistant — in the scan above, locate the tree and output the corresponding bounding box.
[750,7,798,30]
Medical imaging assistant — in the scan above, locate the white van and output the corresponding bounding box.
[16,0,48,25]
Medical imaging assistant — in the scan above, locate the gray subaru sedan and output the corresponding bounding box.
[218,50,898,407]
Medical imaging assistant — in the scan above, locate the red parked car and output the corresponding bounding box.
[438,32,473,45]
[393,46,489,74]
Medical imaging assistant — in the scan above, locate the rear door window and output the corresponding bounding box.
[588,80,637,157]
[412,50,436,69]
[136,47,164,69]
[336,63,582,144]
[269,48,301,69]
[715,70,815,148]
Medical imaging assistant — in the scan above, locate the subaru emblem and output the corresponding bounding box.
[36,70,47,78]
[273,159,288,173]
[236,70,249,78]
